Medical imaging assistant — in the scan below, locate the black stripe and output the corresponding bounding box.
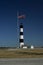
[20,25,23,28]
[19,39,24,42]
[20,32,23,35]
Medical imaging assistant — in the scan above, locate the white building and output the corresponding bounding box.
[30,45,34,49]
[23,46,27,49]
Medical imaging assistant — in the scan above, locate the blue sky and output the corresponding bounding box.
[0,0,43,47]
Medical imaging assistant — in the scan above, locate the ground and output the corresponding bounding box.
[0,48,43,58]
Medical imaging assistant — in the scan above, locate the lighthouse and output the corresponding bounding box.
[19,23,24,48]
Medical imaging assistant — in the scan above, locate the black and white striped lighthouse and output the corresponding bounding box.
[19,23,24,48]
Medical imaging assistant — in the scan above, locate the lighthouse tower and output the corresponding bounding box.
[19,23,24,48]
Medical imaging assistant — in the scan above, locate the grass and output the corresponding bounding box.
[0,48,43,58]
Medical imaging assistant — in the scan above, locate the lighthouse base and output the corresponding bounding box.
[20,43,24,48]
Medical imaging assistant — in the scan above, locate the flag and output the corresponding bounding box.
[18,15,25,19]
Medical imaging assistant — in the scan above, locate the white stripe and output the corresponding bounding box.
[20,43,24,47]
[20,28,23,32]
[20,35,24,39]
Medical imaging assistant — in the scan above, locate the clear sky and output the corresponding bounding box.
[0,0,43,47]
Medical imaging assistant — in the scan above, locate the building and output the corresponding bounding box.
[23,45,28,49]
[30,45,34,49]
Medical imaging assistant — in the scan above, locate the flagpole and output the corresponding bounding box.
[16,11,25,48]
[17,11,19,48]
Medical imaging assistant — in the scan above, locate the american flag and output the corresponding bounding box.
[18,15,25,19]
